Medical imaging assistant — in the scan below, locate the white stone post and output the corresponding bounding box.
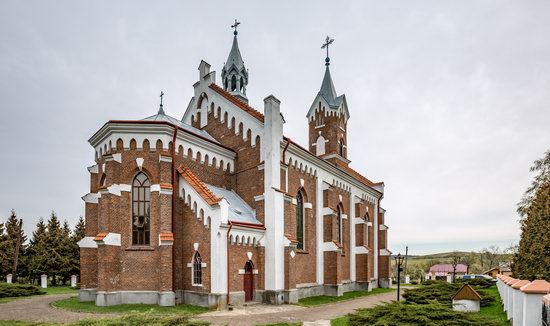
[71,275,77,288]
[6,274,12,284]
[521,280,550,326]
[446,274,452,283]
[405,275,410,284]
[506,279,517,317]
[40,274,47,288]
[512,280,529,326]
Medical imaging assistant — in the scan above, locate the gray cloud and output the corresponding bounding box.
[1,0,548,254]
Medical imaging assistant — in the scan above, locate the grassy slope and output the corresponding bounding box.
[297,288,394,307]
[52,296,209,315]
[478,286,509,325]
[0,285,77,304]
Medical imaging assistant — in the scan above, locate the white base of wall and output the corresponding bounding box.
[93,291,175,307]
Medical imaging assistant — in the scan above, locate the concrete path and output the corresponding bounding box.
[0,293,118,323]
[198,290,397,325]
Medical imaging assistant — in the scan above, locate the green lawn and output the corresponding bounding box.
[0,285,77,304]
[52,296,209,315]
[297,287,394,307]
[478,286,510,325]
[0,313,209,326]
[330,316,349,326]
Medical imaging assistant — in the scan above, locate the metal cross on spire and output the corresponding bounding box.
[321,36,335,66]
[231,19,241,35]
[158,91,165,114]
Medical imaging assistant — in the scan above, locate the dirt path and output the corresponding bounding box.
[198,290,397,326]
[0,290,396,325]
[0,293,118,323]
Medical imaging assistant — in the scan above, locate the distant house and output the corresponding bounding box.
[483,267,499,278]
[499,262,512,276]
[452,284,481,312]
[427,264,468,280]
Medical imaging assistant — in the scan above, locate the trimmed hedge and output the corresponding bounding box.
[0,282,45,298]
[403,282,495,307]
[74,314,209,326]
[348,302,500,326]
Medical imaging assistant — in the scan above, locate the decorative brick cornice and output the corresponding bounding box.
[209,83,264,122]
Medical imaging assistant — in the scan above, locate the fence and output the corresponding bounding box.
[496,274,550,326]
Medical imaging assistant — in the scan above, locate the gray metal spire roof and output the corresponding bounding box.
[224,35,245,72]
[318,66,343,109]
[142,111,219,143]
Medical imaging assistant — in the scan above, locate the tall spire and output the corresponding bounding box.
[222,19,249,103]
[318,36,340,108]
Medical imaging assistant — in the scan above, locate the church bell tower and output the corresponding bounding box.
[307,37,350,166]
[222,20,249,103]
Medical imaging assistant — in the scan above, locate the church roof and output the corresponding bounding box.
[142,111,219,143]
[209,83,264,122]
[224,35,245,72]
[206,184,261,225]
[177,166,221,206]
[319,66,344,109]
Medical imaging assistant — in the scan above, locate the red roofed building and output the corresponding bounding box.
[78,26,389,309]
[428,264,468,280]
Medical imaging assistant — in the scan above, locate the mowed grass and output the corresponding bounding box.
[0,313,209,326]
[0,284,76,304]
[52,296,209,315]
[297,287,394,307]
[478,286,510,325]
[330,316,348,326]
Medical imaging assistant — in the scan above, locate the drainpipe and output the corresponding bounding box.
[227,221,233,307]
[282,139,290,162]
[171,125,178,294]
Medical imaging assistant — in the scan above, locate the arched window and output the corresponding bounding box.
[339,139,345,157]
[364,212,370,248]
[296,191,305,250]
[192,252,202,286]
[132,172,150,246]
[336,205,343,244]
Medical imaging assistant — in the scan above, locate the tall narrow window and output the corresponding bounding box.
[364,212,369,248]
[336,205,343,243]
[132,172,150,246]
[339,139,345,157]
[296,191,304,250]
[193,252,202,286]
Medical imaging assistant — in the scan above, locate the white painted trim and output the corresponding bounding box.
[322,207,334,216]
[120,184,131,192]
[107,184,121,196]
[341,214,348,220]
[323,241,340,252]
[355,246,369,254]
[304,202,313,209]
[159,155,172,163]
[159,234,173,246]
[78,236,98,248]
[238,269,245,275]
[379,224,388,230]
[150,184,161,192]
[88,165,98,174]
[254,194,265,201]
[354,217,365,225]
[95,233,121,246]
[82,193,99,204]
[315,179,325,284]
[380,248,391,256]
[112,153,122,163]
[160,188,173,195]
[136,158,144,171]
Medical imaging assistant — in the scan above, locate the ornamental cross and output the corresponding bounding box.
[321,36,335,65]
[231,19,241,35]
[160,91,164,105]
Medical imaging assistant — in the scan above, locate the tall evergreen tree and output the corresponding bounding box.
[4,210,26,281]
[0,218,10,277]
[44,211,63,285]
[513,151,550,280]
[70,216,85,278]
[27,218,48,282]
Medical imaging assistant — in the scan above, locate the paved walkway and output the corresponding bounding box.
[199,290,397,325]
[0,293,118,323]
[0,290,396,325]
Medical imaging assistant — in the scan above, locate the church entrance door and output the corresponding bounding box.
[243,261,254,302]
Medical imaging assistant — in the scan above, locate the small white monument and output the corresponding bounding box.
[452,284,481,312]
[40,274,47,288]
[446,274,452,283]
[405,275,410,284]
[6,274,12,284]
[71,275,77,288]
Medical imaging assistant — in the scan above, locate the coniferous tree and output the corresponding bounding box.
[4,210,26,281]
[70,216,85,278]
[44,211,63,285]
[59,220,75,285]
[513,151,550,280]
[27,218,48,283]
[0,219,10,277]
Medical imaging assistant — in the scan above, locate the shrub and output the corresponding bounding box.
[348,302,500,326]
[0,283,44,298]
[421,280,441,285]
[411,280,419,285]
[458,278,492,288]
[403,283,495,307]
[74,313,209,326]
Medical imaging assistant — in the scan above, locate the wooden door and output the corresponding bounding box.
[244,261,254,302]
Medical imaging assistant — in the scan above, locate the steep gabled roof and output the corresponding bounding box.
[209,83,264,122]
[177,166,221,206]
[224,35,245,72]
[452,284,482,301]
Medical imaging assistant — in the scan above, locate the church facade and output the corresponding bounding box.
[78,28,391,308]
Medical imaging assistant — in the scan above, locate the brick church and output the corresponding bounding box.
[78,26,391,308]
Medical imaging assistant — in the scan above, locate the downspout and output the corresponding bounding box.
[171,125,178,294]
[282,139,290,163]
[226,221,233,307]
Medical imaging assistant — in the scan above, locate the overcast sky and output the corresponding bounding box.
[1,1,549,255]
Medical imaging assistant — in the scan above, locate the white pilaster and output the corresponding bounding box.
[315,178,324,284]
[373,199,379,281]
[349,195,357,282]
[262,95,285,291]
